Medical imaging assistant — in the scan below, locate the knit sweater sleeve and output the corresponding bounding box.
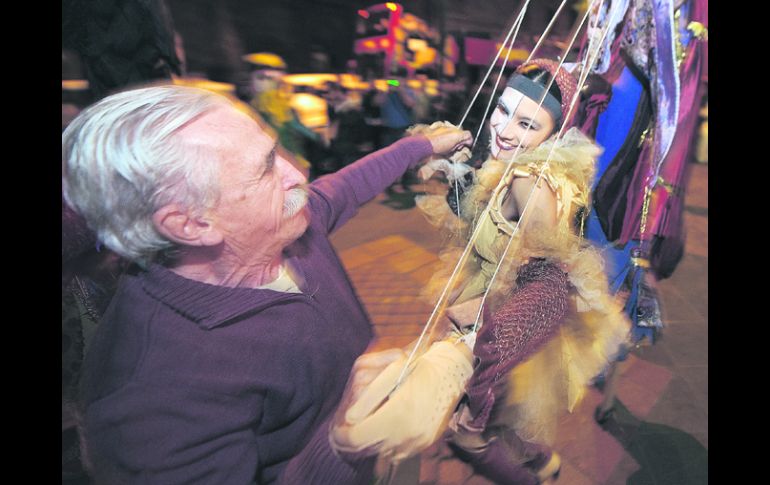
[308,135,433,234]
[276,415,375,485]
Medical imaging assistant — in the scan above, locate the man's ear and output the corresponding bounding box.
[152,204,223,247]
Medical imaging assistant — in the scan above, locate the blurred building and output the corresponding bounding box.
[164,0,580,84]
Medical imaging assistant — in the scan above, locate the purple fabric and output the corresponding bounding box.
[79,136,433,485]
[648,0,708,240]
[465,260,570,430]
[577,91,612,138]
[450,437,540,485]
[62,197,98,263]
[649,0,680,179]
[451,262,571,485]
[571,72,614,140]
[619,0,708,250]
[277,416,373,485]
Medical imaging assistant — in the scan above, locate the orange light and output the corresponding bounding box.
[385,2,398,12]
[380,38,390,48]
[364,40,376,49]
[357,9,369,18]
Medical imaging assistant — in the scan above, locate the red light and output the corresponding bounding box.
[357,9,369,18]
[386,2,398,12]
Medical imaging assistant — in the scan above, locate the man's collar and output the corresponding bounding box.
[141,263,301,329]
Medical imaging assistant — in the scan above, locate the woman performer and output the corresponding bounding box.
[331,59,630,484]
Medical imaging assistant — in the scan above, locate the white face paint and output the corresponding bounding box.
[488,87,556,160]
[489,89,524,158]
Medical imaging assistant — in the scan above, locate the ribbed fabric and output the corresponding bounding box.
[278,417,375,485]
[141,263,293,329]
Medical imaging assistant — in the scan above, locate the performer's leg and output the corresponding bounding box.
[449,419,559,484]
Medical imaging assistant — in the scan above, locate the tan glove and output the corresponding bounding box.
[330,339,474,463]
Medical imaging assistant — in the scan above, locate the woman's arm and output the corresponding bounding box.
[464,258,570,429]
[503,175,558,231]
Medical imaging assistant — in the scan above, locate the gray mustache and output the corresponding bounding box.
[283,187,308,218]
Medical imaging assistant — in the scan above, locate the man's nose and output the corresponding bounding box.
[278,155,307,188]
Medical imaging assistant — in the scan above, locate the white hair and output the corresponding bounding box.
[62,84,233,264]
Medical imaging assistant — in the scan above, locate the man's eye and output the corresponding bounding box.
[496,104,509,116]
[260,148,277,177]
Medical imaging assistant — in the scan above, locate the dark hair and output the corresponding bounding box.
[519,66,562,104]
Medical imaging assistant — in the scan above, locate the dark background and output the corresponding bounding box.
[164,0,579,80]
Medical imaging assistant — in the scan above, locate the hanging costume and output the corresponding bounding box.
[582,0,708,343]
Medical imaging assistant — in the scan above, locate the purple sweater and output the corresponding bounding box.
[80,136,434,484]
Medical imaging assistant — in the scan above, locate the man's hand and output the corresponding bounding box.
[423,124,473,156]
[330,340,473,462]
[344,348,406,407]
[407,122,473,179]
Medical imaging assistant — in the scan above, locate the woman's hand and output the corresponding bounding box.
[447,297,484,330]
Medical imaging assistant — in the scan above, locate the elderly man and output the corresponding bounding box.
[62,84,470,484]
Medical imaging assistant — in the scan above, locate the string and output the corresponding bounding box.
[470,0,605,332]
[526,0,571,62]
[457,0,531,129]
[394,0,596,390]
[394,0,534,389]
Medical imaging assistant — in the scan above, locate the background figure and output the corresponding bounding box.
[324,81,367,170]
[361,87,384,152]
[244,53,317,177]
[378,78,417,148]
[62,198,128,484]
[410,75,435,125]
[62,0,182,100]
[62,2,182,481]
[376,79,419,191]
